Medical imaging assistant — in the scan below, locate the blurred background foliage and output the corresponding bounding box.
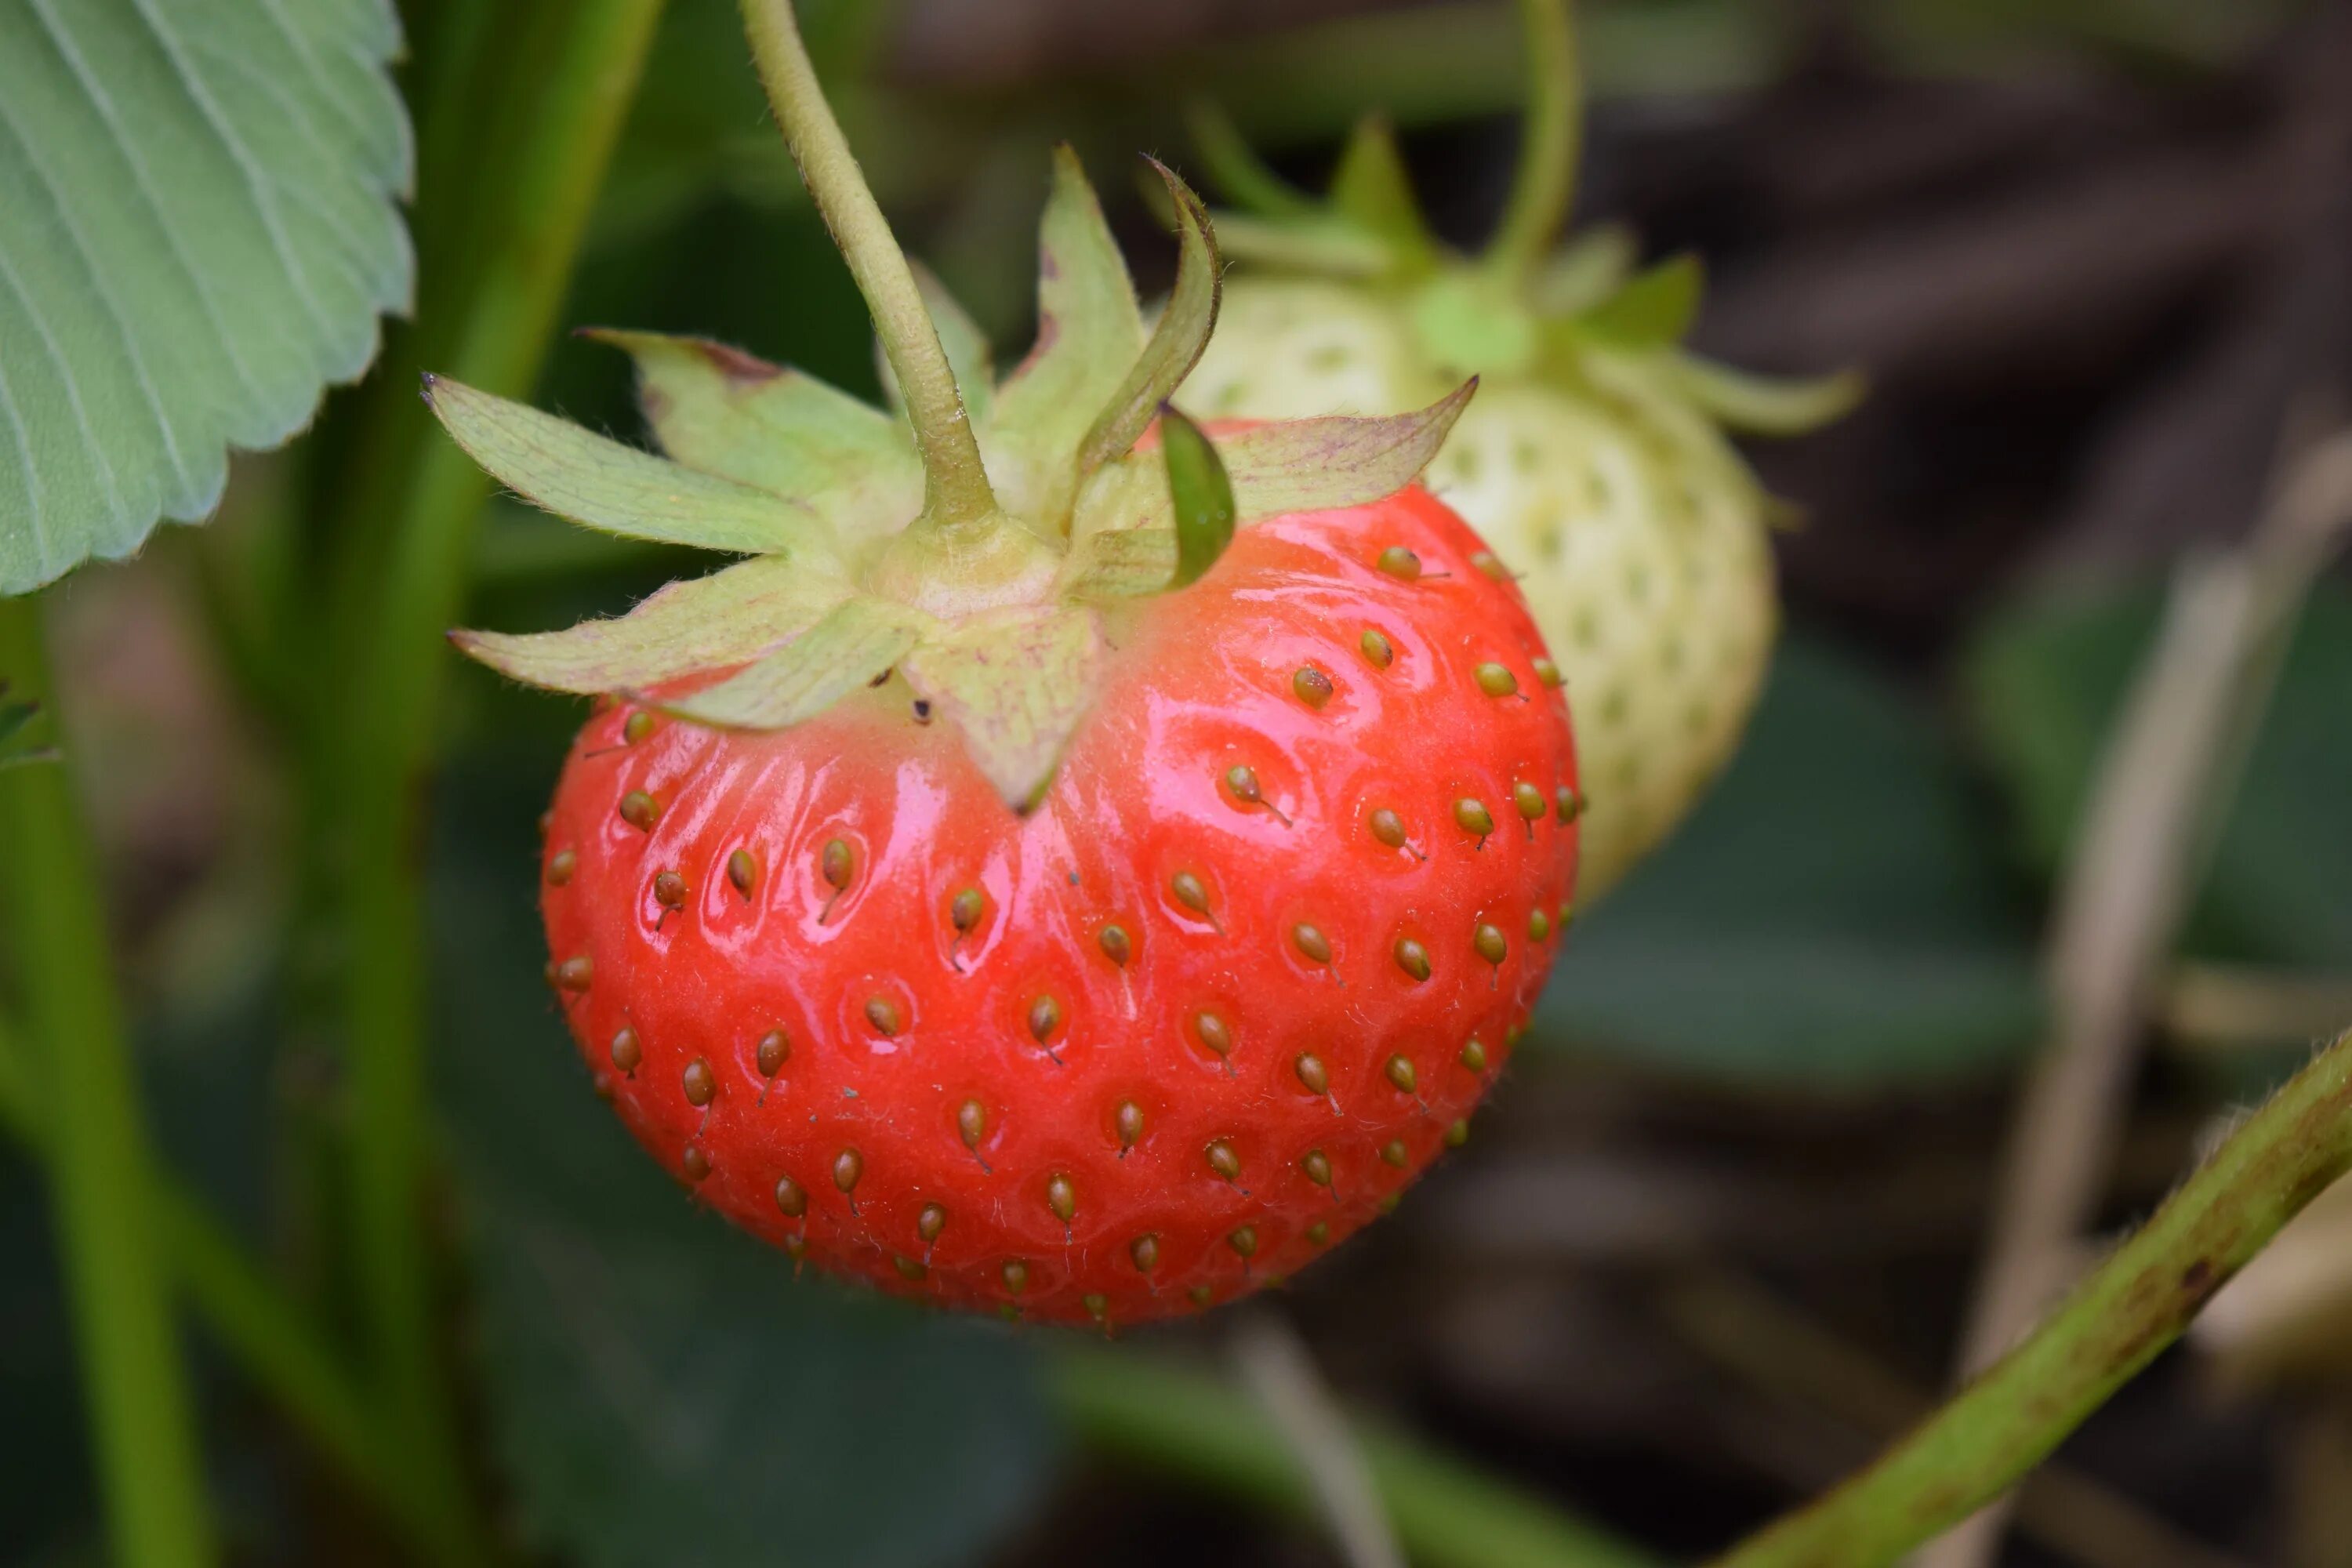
[5,0,2351,1564]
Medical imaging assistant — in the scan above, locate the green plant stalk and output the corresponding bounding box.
[739,0,998,532]
[332,0,667,1552]
[0,597,216,1568]
[0,1011,400,1545]
[1485,0,1580,282]
[1052,1347,1659,1568]
[1711,1028,2352,1568]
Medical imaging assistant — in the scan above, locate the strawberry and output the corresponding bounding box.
[437,1,1574,1323]
[1178,0,1858,900]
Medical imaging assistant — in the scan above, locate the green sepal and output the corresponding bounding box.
[1160,406,1236,589]
[1073,163,1221,480]
[0,684,56,771]
[1058,459,1176,601]
[987,146,1148,519]
[1328,114,1436,272]
[649,596,934,728]
[450,556,853,695]
[1671,354,1867,436]
[1218,380,1477,521]
[1573,253,1704,349]
[1531,223,1638,315]
[583,330,921,555]
[874,265,995,431]
[1196,210,1396,278]
[422,376,830,556]
[900,605,1105,810]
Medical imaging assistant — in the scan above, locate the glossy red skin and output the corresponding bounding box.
[541,483,1577,1324]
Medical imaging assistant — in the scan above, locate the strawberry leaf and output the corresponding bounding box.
[900,605,1105,808]
[652,596,933,728]
[1160,407,1236,589]
[1218,381,1476,523]
[424,376,833,557]
[1073,165,1221,481]
[1575,253,1704,349]
[586,331,922,544]
[452,557,854,695]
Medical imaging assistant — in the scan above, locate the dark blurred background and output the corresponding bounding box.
[6,2,2352,1565]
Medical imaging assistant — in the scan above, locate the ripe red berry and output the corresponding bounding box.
[539,481,1573,1323]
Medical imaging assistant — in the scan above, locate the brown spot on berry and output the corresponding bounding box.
[1470,550,1506,579]
[1369,808,1412,851]
[1228,1226,1258,1258]
[608,1027,641,1075]
[1461,1038,1489,1073]
[1444,1119,1470,1149]
[1385,1055,1417,1094]
[1475,662,1519,698]
[1359,629,1394,669]
[1028,995,1062,1044]
[919,1203,946,1243]
[1474,924,1508,970]
[1206,1141,1241,1181]
[1294,1054,1329,1095]
[1195,1011,1232,1058]
[1512,782,1547,825]
[950,886,982,932]
[546,849,576,886]
[1098,923,1131,965]
[1002,1260,1030,1296]
[775,1176,807,1218]
[1301,1149,1332,1186]
[537,810,552,841]
[681,1058,716,1108]
[1381,1139,1409,1168]
[1291,924,1331,964]
[895,1256,927,1282]
[1083,1293,1109,1321]
[681,1146,711,1182]
[1529,908,1552,942]
[1224,764,1291,826]
[1171,870,1220,929]
[1131,1235,1160,1273]
[958,1098,988,1151]
[622,710,655,746]
[619,790,659,831]
[865,997,902,1037]
[1292,666,1334,708]
[653,869,687,908]
[833,1149,863,1193]
[1306,1220,1330,1245]
[1115,1100,1144,1151]
[1533,656,1562,688]
[1394,938,1431,982]
[1376,545,1421,580]
[727,848,758,898]
[1188,1284,1214,1308]
[1047,1173,1076,1223]
[1556,786,1584,824]
[756,1030,789,1077]
[556,955,593,992]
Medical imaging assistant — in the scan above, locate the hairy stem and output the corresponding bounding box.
[1052,1346,1658,1568]
[1711,1028,2352,1568]
[331,2,666,1555]
[1485,0,1581,283]
[739,0,999,530]
[0,597,216,1568]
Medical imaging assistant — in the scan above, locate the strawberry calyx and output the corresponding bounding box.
[435,0,1474,811]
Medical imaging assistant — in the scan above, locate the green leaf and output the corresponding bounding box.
[429,797,1058,1568]
[0,0,411,595]
[1327,114,1434,267]
[1962,579,2352,968]
[1073,165,1221,480]
[424,376,826,556]
[900,605,1105,809]
[452,556,854,695]
[874,264,994,431]
[1218,381,1476,523]
[1574,253,1704,348]
[587,329,923,546]
[654,594,932,728]
[1160,407,1235,588]
[985,147,1146,516]
[1672,354,1866,436]
[1535,636,2043,1086]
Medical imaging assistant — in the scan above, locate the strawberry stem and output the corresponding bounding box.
[739,0,1001,533]
[1483,0,1581,285]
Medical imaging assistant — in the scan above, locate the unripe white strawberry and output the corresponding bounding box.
[1177,49,1855,900]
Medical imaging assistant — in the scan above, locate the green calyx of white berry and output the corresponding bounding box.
[1184,0,1864,427]
[437,0,1472,811]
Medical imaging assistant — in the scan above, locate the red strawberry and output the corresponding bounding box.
[441,1,1573,1323]
[539,477,1574,1323]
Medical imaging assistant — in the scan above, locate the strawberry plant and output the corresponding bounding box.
[1,4,2349,1568]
